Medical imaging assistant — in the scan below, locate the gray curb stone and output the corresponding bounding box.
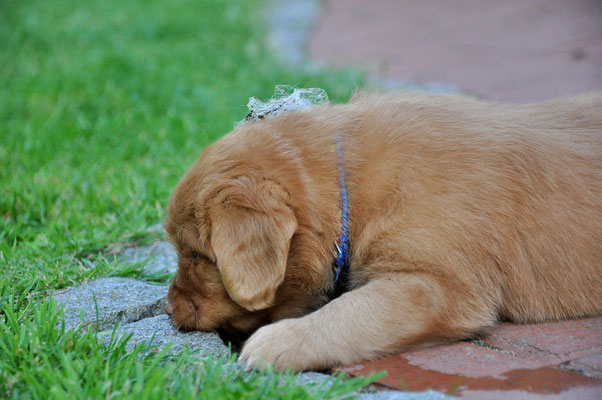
[52,251,452,398]
[267,0,321,64]
[101,314,228,358]
[120,241,178,275]
[294,371,335,386]
[53,277,169,331]
[358,391,454,400]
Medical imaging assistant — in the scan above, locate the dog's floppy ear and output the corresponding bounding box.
[205,177,297,311]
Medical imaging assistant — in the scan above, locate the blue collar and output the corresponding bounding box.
[333,138,349,283]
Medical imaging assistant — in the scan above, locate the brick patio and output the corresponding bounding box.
[340,317,602,398]
[309,0,602,103]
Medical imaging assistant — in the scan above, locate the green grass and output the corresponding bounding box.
[1,298,378,399]
[0,0,371,397]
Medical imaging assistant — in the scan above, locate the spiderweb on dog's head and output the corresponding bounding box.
[239,85,329,125]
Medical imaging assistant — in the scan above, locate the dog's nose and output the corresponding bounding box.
[165,301,174,315]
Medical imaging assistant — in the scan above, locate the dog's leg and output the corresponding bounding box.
[240,272,497,371]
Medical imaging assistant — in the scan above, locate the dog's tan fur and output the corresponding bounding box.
[166,91,602,371]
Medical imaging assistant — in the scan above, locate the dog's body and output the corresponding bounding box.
[166,91,602,371]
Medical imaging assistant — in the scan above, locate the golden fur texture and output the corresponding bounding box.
[165,91,602,371]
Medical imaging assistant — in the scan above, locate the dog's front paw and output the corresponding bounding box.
[239,318,329,372]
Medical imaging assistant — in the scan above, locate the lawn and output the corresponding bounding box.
[0,0,372,397]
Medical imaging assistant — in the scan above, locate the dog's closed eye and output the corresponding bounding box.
[188,250,216,267]
[179,248,209,267]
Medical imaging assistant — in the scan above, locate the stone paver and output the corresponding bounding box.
[343,349,601,399]
[100,314,228,357]
[293,371,334,386]
[357,390,452,400]
[53,277,168,331]
[268,0,321,64]
[120,241,178,275]
[482,318,602,365]
[459,386,602,400]
[340,318,602,399]
[563,353,602,379]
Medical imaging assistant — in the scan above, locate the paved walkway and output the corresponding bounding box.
[307,1,602,398]
[341,318,602,399]
[309,0,602,103]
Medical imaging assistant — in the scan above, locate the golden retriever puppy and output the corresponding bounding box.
[165,90,602,371]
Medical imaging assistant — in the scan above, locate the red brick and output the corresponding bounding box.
[340,342,602,398]
[402,342,545,379]
[482,317,602,364]
[309,0,602,103]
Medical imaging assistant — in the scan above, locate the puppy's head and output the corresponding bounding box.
[165,155,297,335]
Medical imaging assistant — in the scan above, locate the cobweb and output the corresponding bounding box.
[239,85,329,125]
